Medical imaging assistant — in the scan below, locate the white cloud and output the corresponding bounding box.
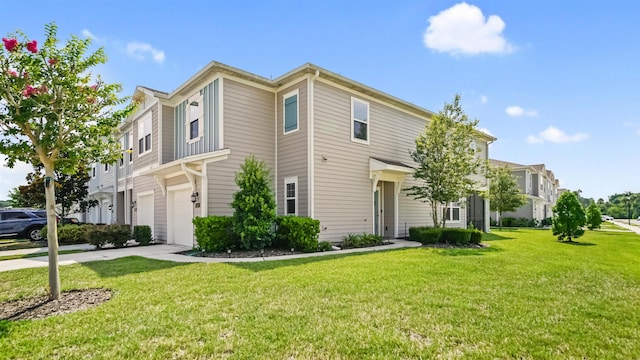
[0,155,33,199]
[527,126,590,144]
[423,2,515,56]
[505,105,537,117]
[477,127,493,136]
[126,42,165,64]
[480,95,488,104]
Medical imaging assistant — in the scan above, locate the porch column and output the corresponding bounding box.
[484,197,491,232]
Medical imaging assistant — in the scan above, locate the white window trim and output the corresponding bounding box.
[283,89,299,135]
[351,97,370,145]
[444,202,461,223]
[137,112,153,157]
[284,176,298,216]
[186,92,204,144]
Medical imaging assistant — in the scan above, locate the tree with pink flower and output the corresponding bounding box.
[0,23,137,300]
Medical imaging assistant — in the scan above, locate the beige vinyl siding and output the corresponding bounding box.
[132,175,167,242]
[174,80,220,159]
[276,81,308,216]
[313,81,432,241]
[133,106,159,171]
[512,170,527,194]
[161,105,174,164]
[207,78,275,216]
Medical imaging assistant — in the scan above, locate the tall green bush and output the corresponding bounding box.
[409,226,442,244]
[585,201,602,230]
[231,155,276,250]
[133,225,153,246]
[40,225,85,245]
[552,191,586,242]
[193,216,235,252]
[275,216,320,252]
[440,228,471,245]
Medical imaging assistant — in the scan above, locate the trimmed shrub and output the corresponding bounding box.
[275,216,320,253]
[40,225,86,245]
[409,227,442,244]
[469,229,482,245]
[440,228,472,245]
[83,224,131,248]
[133,225,153,246]
[341,233,383,249]
[317,241,333,252]
[193,216,235,252]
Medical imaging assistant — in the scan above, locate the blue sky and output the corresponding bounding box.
[2,1,639,201]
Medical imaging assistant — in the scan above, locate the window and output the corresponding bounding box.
[119,137,125,167]
[284,177,298,215]
[186,93,203,142]
[283,90,298,134]
[128,133,133,163]
[138,112,152,155]
[527,172,532,191]
[92,165,96,178]
[443,202,461,222]
[351,97,369,144]
[104,163,109,172]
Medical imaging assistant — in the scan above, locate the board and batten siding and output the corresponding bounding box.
[313,81,439,241]
[132,175,167,242]
[174,80,220,160]
[207,78,276,216]
[276,80,308,216]
[132,105,159,171]
[161,105,174,164]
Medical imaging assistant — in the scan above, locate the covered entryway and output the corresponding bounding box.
[137,192,154,237]
[167,186,195,247]
[369,157,414,238]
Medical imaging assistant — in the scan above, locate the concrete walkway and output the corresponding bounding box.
[612,220,640,235]
[0,239,421,273]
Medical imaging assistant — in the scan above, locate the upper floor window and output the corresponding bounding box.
[104,163,109,172]
[283,90,299,134]
[351,97,369,144]
[119,137,125,167]
[91,165,96,178]
[128,133,133,163]
[138,112,152,155]
[187,93,204,142]
[443,202,461,222]
[527,172,532,191]
[284,177,298,216]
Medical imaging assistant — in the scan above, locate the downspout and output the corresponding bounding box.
[308,69,320,218]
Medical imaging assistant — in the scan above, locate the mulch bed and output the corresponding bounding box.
[0,288,112,321]
[180,248,307,258]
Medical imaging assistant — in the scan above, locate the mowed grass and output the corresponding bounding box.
[1,229,639,359]
[0,249,85,262]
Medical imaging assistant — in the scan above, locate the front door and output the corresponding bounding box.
[374,185,383,236]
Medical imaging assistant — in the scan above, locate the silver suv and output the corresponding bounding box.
[0,208,48,241]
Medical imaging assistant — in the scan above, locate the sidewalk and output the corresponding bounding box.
[612,220,640,235]
[1,243,96,257]
[0,239,421,273]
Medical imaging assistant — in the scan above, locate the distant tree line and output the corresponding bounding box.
[578,193,640,219]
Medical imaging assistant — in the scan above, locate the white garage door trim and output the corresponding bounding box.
[137,190,154,238]
[167,183,195,247]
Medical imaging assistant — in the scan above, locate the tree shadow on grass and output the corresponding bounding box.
[559,241,596,246]
[430,246,504,257]
[80,256,188,278]
[0,320,12,339]
[229,248,408,273]
[482,232,515,241]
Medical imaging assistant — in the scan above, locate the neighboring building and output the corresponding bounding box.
[86,61,495,245]
[489,159,560,222]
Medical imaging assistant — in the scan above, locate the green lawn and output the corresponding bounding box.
[1,229,639,359]
[0,238,46,251]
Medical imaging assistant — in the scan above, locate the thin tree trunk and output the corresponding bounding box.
[431,201,439,228]
[44,163,60,300]
[499,211,503,230]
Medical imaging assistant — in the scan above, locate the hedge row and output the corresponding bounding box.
[409,226,482,246]
[341,233,383,249]
[490,217,552,228]
[40,224,153,248]
[193,215,321,253]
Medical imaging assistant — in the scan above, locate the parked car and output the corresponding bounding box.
[0,208,48,241]
[60,217,81,225]
[601,215,614,221]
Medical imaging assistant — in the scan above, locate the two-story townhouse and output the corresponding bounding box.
[86,61,495,245]
[489,159,560,222]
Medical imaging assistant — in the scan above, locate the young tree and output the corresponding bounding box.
[406,94,484,227]
[0,24,134,299]
[552,191,586,242]
[585,200,602,230]
[231,155,276,250]
[484,165,526,230]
